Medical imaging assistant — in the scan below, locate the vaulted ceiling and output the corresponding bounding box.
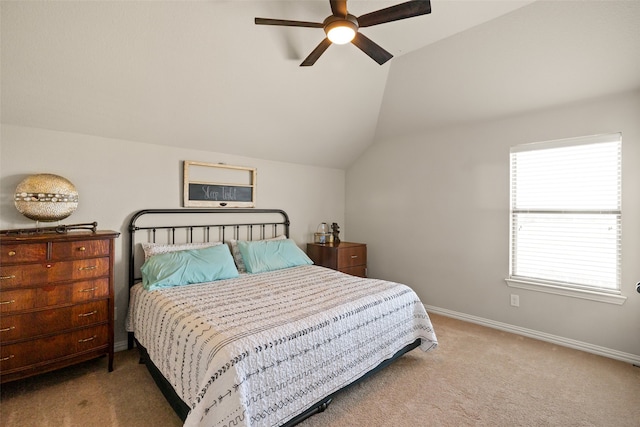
[2,1,639,169]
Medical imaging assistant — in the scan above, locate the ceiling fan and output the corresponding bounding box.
[255,0,432,66]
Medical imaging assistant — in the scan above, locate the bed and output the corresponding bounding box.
[126,208,437,427]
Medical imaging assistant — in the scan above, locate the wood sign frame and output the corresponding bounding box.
[183,161,257,208]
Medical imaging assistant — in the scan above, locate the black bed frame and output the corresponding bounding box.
[127,208,420,426]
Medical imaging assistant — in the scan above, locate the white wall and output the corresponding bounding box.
[346,90,640,358]
[0,125,345,348]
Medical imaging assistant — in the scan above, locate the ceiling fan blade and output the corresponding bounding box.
[255,18,323,28]
[357,0,431,28]
[330,0,348,18]
[301,38,333,66]
[351,33,393,65]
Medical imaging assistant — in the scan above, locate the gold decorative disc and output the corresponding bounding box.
[14,174,79,222]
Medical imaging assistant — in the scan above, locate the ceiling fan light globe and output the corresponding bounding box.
[324,16,358,44]
[327,25,356,44]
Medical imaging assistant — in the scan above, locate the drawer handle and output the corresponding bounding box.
[0,300,16,305]
[78,287,98,293]
[0,326,16,332]
[7,251,16,257]
[78,335,97,343]
[1,354,15,362]
[78,246,86,252]
[78,310,98,317]
[350,255,358,259]
[0,275,16,280]
[78,266,97,271]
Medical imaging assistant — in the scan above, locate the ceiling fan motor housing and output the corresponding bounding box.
[323,14,359,44]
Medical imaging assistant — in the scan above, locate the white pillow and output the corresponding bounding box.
[141,241,222,261]
[229,235,286,273]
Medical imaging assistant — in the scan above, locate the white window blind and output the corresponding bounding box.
[509,133,621,292]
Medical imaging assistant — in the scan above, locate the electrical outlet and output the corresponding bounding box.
[510,294,520,307]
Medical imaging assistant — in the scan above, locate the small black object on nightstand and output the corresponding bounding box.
[331,222,340,244]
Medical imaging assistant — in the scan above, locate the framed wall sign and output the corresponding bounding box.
[183,161,257,208]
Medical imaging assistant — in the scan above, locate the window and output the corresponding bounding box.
[508,133,623,303]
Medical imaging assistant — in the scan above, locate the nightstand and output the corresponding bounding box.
[307,242,367,277]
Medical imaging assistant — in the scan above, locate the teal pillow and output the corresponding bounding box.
[237,239,313,274]
[141,244,239,291]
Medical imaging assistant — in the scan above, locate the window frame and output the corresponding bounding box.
[505,133,626,305]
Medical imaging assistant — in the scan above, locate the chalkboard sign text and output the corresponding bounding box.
[188,184,252,202]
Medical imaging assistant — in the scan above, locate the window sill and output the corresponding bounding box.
[505,278,627,305]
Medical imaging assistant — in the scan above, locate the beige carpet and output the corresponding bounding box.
[2,314,639,426]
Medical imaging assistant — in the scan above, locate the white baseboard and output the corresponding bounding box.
[424,304,640,366]
[114,340,129,353]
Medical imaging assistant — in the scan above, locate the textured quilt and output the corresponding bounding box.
[126,265,438,427]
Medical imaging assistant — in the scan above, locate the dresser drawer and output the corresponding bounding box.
[30,278,108,309]
[0,258,109,289]
[0,301,108,342]
[72,278,110,303]
[336,246,367,269]
[307,242,367,277]
[51,239,110,260]
[74,324,109,352]
[48,257,111,282]
[0,265,48,289]
[0,243,47,264]
[0,278,109,314]
[0,324,109,372]
[0,288,37,314]
[339,265,367,278]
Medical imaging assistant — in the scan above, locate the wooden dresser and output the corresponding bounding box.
[306,242,367,277]
[0,230,119,383]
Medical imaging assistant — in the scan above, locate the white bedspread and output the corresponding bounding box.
[126,265,437,427]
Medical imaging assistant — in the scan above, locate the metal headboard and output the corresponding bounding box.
[128,208,290,288]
